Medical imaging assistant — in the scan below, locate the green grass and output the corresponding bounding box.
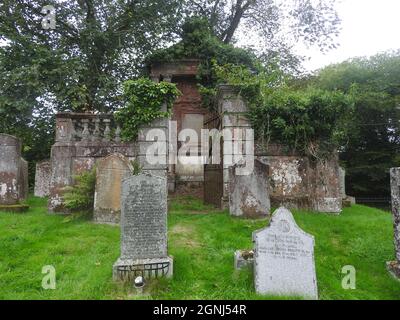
[0,195,399,300]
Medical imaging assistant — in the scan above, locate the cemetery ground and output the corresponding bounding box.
[1,196,400,300]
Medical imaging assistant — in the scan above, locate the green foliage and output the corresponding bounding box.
[213,62,354,158]
[250,87,353,158]
[313,51,400,197]
[114,78,181,142]
[63,168,96,214]
[130,159,143,176]
[146,17,259,110]
[1,196,399,300]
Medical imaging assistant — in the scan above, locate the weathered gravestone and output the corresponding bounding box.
[94,154,132,224]
[229,160,270,218]
[253,207,318,299]
[339,167,346,199]
[19,158,29,200]
[34,160,51,198]
[0,134,21,205]
[387,168,400,279]
[113,173,173,281]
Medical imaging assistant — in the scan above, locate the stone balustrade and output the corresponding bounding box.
[55,113,122,144]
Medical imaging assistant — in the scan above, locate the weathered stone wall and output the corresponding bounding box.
[48,112,169,214]
[48,113,135,213]
[34,160,51,198]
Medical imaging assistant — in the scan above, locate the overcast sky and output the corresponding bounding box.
[300,0,400,71]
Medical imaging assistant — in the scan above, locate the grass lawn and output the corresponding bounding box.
[0,196,399,300]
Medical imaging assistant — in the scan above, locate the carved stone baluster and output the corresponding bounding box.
[115,125,121,143]
[103,119,111,142]
[82,119,90,141]
[93,118,101,142]
[70,119,77,142]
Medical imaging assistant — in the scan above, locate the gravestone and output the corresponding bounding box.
[34,160,51,197]
[94,154,132,224]
[339,167,346,199]
[19,158,29,200]
[229,160,270,218]
[253,207,318,299]
[387,168,400,279]
[0,134,21,205]
[113,173,173,281]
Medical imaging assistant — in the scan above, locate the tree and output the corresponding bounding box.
[0,0,184,176]
[315,52,400,198]
[185,0,341,72]
[0,0,183,116]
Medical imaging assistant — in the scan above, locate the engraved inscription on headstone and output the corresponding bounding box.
[253,207,318,299]
[93,154,132,224]
[121,175,167,259]
[113,173,173,281]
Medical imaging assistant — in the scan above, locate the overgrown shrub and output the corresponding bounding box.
[63,168,96,214]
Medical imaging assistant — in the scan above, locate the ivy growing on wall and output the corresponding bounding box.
[115,78,181,142]
[213,63,355,159]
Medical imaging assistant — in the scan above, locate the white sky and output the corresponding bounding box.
[300,0,400,71]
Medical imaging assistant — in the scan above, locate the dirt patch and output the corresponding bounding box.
[170,224,201,248]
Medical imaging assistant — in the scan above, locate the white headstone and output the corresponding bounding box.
[253,207,318,299]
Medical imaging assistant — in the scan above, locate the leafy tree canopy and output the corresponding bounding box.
[313,52,400,197]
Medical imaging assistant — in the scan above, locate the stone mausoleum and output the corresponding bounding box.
[46,59,343,215]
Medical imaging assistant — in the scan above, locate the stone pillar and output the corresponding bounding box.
[218,85,253,209]
[48,114,75,213]
[48,144,75,213]
[137,117,169,182]
[0,134,22,205]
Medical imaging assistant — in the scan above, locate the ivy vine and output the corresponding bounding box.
[115,78,181,142]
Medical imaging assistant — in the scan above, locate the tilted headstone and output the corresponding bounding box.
[113,173,173,281]
[19,158,29,200]
[229,160,270,218]
[0,134,22,205]
[34,160,51,197]
[388,168,400,278]
[253,207,318,299]
[94,154,132,224]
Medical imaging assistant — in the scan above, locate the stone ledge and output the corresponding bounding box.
[113,256,173,281]
[0,204,30,213]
